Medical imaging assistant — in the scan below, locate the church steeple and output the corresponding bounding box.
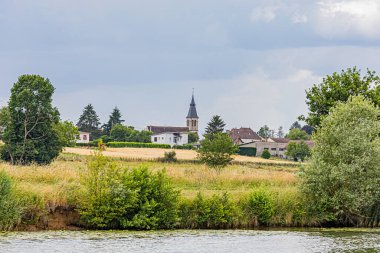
[186,92,199,132]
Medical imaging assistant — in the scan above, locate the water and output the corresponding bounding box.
[0,229,379,253]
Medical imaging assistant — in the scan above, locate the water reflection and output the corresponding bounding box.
[0,230,379,253]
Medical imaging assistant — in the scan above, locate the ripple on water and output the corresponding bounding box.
[0,230,379,253]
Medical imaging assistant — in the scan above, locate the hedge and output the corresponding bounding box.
[107,142,171,149]
[173,144,196,150]
[76,141,98,147]
[238,147,257,157]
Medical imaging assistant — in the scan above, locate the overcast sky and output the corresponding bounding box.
[1,0,380,133]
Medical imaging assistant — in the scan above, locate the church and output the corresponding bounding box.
[147,94,199,147]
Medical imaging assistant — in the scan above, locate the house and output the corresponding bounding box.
[239,138,314,158]
[227,127,262,145]
[147,93,199,147]
[77,131,90,144]
[148,126,189,147]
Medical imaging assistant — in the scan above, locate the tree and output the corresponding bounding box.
[53,121,80,147]
[300,67,380,128]
[0,107,10,139]
[197,132,238,172]
[110,124,136,142]
[277,126,284,138]
[188,132,199,143]
[258,125,270,141]
[301,96,380,226]
[103,107,124,136]
[301,125,313,135]
[285,141,310,162]
[261,150,271,159]
[285,128,310,140]
[205,115,226,135]
[136,130,153,143]
[289,121,302,130]
[1,75,61,165]
[77,104,101,140]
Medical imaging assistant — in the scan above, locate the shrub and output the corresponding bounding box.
[78,153,179,229]
[107,142,171,149]
[173,144,195,150]
[161,151,177,163]
[244,188,275,226]
[0,171,23,230]
[261,150,271,159]
[179,192,236,229]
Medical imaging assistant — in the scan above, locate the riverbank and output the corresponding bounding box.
[0,152,306,231]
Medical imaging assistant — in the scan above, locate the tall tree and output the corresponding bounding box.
[301,96,380,226]
[301,125,313,135]
[300,67,380,128]
[258,125,270,141]
[204,115,226,135]
[285,128,310,140]
[1,75,61,165]
[103,107,124,136]
[277,126,284,138]
[289,121,302,130]
[77,104,101,140]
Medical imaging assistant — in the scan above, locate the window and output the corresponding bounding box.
[271,148,276,151]
[264,148,269,150]
[279,148,284,151]
[83,135,87,141]
[154,137,157,142]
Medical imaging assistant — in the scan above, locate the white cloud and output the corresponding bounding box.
[291,13,308,24]
[250,6,278,23]
[316,0,380,39]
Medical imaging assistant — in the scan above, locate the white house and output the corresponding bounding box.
[77,131,90,144]
[147,126,189,147]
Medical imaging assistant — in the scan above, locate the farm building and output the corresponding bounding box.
[77,132,90,144]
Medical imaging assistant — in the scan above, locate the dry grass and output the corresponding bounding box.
[0,153,301,206]
[64,147,297,165]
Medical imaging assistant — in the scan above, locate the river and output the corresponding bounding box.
[0,229,379,253]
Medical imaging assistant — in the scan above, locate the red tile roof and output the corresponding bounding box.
[228,127,262,143]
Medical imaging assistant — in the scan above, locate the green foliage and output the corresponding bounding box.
[301,67,380,128]
[0,107,10,140]
[77,104,101,140]
[238,147,256,157]
[301,96,380,226]
[197,132,238,171]
[290,121,302,130]
[285,128,310,140]
[0,171,23,230]
[1,75,62,165]
[79,153,180,229]
[257,125,270,140]
[173,144,195,150]
[244,188,275,225]
[161,151,177,163]
[102,107,125,136]
[107,142,171,149]
[261,150,271,159]
[53,121,79,147]
[277,126,284,138]
[205,115,226,135]
[188,132,199,143]
[110,124,152,143]
[179,192,236,229]
[285,141,311,162]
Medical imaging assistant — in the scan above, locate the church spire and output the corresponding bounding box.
[186,91,199,132]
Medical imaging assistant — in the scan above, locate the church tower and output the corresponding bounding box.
[186,93,199,133]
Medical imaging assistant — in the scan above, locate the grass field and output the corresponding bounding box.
[0,151,301,208]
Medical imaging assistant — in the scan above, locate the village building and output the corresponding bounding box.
[148,93,199,147]
[227,127,262,145]
[77,131,90,144]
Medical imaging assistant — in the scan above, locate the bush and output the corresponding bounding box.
[179,192,236,229]
[161,151,177,163]
[0,171,23,230]
[261,150,271,159]
[107,142,171,149]
[78,153,179,229]
[243,188,275,226]
[173,144,195,150]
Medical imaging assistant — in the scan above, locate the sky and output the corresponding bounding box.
[1,0,380,134]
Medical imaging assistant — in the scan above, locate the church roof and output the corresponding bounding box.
[187,94,199,119]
